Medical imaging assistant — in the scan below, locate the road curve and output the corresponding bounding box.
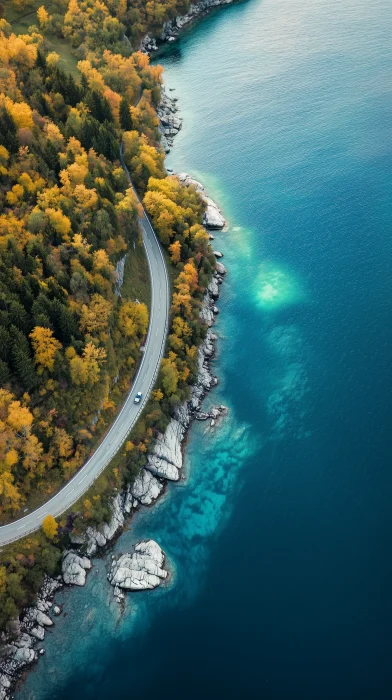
[0,151,170,546]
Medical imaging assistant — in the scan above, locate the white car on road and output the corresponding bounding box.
[134,391,143,404]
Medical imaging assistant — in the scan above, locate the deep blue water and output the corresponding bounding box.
[19,0,392,698]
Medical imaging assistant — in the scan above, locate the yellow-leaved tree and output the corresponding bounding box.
[42,514,58,540]
[30,327,62,372]
[37,6,51,30]
[118,301,149,338]
[80,294,112,335]
[69,343,107,386]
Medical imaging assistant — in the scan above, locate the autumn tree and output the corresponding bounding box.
[30,327,62,372]
[42,514,58,540]
[169,239,181,264]
[118,301,148,338]
[37,6,52,31]
[80,294,112,335]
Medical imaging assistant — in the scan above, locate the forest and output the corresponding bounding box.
[0,0,215,629]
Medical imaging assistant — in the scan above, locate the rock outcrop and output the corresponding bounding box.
[146,455,180,481]
[62,552,91,586]
[109,540,167,592]
[178,173,226,229]
[130,468,164,505]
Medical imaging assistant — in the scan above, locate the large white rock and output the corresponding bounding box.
[114,254,127,296]
[109,540,167,591]
[152,419,184,469]
[200,302,214,327]
[2,644,36,673]
[146,455,180,481]
[35,610,52,628]
[131,469,163,505]
[204,200,225,229]
[62,551,91,586]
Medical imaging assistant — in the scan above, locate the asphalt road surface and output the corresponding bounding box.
[0,156,169,546]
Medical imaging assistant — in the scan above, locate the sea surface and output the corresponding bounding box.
[19,0,392,698]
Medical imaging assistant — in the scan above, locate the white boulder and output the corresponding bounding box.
[152,419,184,469]
[204,200,225,229]
[109,540,167,591]
[62,551,91,586]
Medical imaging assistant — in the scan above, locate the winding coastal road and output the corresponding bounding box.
[0,150,170,546]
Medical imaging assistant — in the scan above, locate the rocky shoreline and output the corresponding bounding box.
[0,173,227,699]
[141,0,239,54]
[0,23,229,692]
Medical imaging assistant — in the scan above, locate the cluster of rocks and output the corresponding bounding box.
[157,87,182,154]
[140,34,158,54]
[109,540,167,601]
[0,576,62,699]
[62,551,92,586]
[194,404,229,429]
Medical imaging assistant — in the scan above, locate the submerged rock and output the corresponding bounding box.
[109,540,167,591]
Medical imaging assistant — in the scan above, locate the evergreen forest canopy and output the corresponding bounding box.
[0,0,216,629]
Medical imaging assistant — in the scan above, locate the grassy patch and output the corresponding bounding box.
[45,35,80,79]
[5,2,80,79]
[6,1,60,31]
[121,234,151,307]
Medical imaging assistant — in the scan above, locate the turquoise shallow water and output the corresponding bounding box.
[18,0,392,698]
